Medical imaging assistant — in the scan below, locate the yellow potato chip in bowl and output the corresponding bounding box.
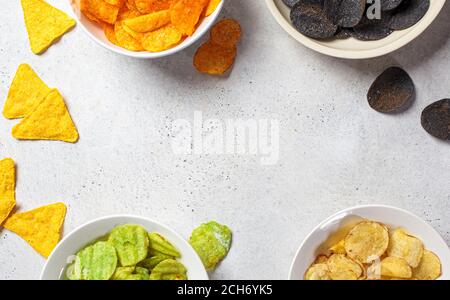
[289,205,450,280]
[67,0,223,58]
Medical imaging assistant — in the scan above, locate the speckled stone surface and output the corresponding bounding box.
[0,0,449,280]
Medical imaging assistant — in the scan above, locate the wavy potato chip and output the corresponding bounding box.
[141,25,182,52]
[0,158,15,226]
[80,0,120,24]
[76,241,118,280]
[3,203,66,257]
[205,0,221,16]
[381,256,412,279]
[123,10,171,32]
[12,89,79,143]
[387,228,424,268]
[412,250,441,280]
[139,254,172,270]
[148,232,181,258]
[210,19,241,48]
[108,224,149,266]
[304,263,331,280]
[170,0,209,36]
[21,0,76,54]
[135,0,173,14]
[194,42,237,75]
[344,221,389,263]
[189,221,232,270]
[3,64,51,119]
[326,254,363,280]
[149,259,187,280]
[112,266,150,280]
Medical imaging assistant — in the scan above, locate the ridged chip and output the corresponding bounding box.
[149,259,188,280]
[148,232,181,257]
[76,241,118,280]
[108,224,149,266]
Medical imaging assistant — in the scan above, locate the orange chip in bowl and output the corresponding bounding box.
[123,10,171,33]
[104,0,126,7]
[170,0,209,36]
[141,25,182,52]
[135,0,173,14]
[193,42,237,75]
[210,19,241,48]
[205,0,221,17]
[80,0,120,24]
[114,21,144,51]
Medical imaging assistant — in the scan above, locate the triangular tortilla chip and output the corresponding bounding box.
[0,158,16,226]
[12,89,79,143]
[3,203,67,258]
[21,0,76,54]
[3,64,52,119]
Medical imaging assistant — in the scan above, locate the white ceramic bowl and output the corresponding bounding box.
[66,0,224,59]
[266,0,446,59]
[289,205,450,280]
[40,215,208,280]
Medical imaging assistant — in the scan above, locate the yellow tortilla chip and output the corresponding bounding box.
[12,89,79,143]
[205,0,221,16]
[0,158,16,226]
[123,10,171,33]
[21,0,76,54]
[3,64,51,119]
[3,203,66,258]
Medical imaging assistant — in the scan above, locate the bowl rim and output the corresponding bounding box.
[67,0,224,59]
[40,214,208,280]
[266,0,446,59]
[288,204,450,279]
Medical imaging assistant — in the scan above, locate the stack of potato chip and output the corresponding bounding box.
[80,0,221,52]
[194,19,241,75]
[3,64,79,143]
[0,158,67,258]
[305,221,442,280]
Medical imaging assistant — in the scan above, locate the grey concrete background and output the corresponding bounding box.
[0,0,449,280]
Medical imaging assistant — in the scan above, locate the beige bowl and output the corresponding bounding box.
[266,0,446,59]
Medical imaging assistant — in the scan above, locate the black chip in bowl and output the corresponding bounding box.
[325,0,366,28]
[367,67,415,113]
[389,0,430,30]
[353,15,393,41]
[421,99,450,141]
[380,0,403,11]
[290,1,338,39]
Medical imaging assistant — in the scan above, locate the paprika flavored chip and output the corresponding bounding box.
[80,0,120,24]
[135,0,173,14]
[0,158,15,226]
[21,0,76,54]
[115,21,144,51]
[210,19,241,48]
[205,0,221,16]
[123,10,171,33]
[3,203,67,258]
[12,89,79,143]
[3,64,51,119]
[170,0,209,36]
[141,25,182,52]
[194,42,237,75]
